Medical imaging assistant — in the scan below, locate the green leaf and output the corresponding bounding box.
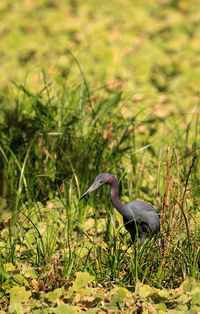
[65,286,74,299]
[181,278,200,294]
[136,284,154,298]
[45,288,63,303]
[25,267,37,279]
[110,287,130,306]
[73,272,95,292]
[5,263,15,272]
[8,302,24,314]
[10,286,31,303]
[190,305,200,313]
[157,303,167,311]
[33,309,49,314]
[191,292,200,305]
[157,289,170,299]
[175,304,188,311]
[176,294,191,304]
[25,230,36,246]
[55,303,79,314]
[86,309,99,314]
[110,287,130,300]
[0,291,9,305]
[191,287,200,295]
[11,274,29,287]
[1,280,11,292]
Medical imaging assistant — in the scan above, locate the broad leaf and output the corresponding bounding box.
[10,286,31,303]
[73,272,95,292]
[45,288,63,303]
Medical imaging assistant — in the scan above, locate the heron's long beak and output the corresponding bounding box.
[79,182,101,201]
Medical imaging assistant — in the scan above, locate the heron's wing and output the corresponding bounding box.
[126,200,160,233]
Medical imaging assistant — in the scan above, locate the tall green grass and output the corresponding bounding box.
[0,69,199,292]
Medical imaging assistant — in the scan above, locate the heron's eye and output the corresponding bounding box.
[99,180,103,184]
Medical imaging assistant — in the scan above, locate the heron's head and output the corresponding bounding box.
[79,173,111,201]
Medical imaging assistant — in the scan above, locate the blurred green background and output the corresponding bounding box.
[1,0,200,101]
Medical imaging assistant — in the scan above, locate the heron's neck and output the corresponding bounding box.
[109,177,133,220]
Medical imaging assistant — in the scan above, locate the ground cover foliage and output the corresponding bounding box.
[0,0,200,312]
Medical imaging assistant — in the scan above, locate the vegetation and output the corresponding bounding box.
[0,0,199,312]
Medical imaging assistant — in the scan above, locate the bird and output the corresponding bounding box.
[79,173,160,244]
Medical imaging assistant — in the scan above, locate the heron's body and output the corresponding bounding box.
[79,173,160,244]
[122,201,160,243]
